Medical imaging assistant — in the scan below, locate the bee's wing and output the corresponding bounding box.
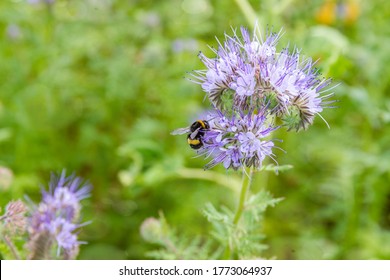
[170,127,190,135]
[189,127,201,139]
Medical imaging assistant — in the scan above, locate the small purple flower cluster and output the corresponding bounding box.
[27,171,91,259]
[201,109,277,170]
[174,25,335,170]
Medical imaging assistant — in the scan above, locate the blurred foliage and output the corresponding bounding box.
[139,212,223,259]
[0,0,389,259]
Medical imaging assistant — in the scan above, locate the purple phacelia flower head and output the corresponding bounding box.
[173,24,336,171]
[41,172,90,221]
[189,25,335,131]
[200,109,278,170]
[27,170,91,259]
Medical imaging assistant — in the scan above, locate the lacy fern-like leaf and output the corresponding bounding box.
[203,190,282,259]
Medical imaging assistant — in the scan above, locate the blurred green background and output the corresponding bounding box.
[0,0,390,259]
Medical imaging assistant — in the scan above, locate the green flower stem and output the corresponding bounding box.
[233,166,254,225]
[224,166,254,259]
[234,0,258,29]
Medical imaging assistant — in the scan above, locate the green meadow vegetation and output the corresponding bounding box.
[0,0,389,259]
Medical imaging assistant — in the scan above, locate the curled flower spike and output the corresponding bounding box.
[199,109,278,170]
[260,48,334,130]
[1,200,28,235]
[27,170,91,259]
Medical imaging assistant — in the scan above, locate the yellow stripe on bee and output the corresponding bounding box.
[188,138,201,145]
[197,120,206,129]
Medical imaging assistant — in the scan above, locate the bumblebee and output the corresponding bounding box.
[171,120,210,150]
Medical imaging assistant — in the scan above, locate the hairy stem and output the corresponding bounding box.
[233,166,254,225]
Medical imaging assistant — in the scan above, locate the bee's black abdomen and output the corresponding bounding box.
[189,143,203,149]
[187,134,203,150]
